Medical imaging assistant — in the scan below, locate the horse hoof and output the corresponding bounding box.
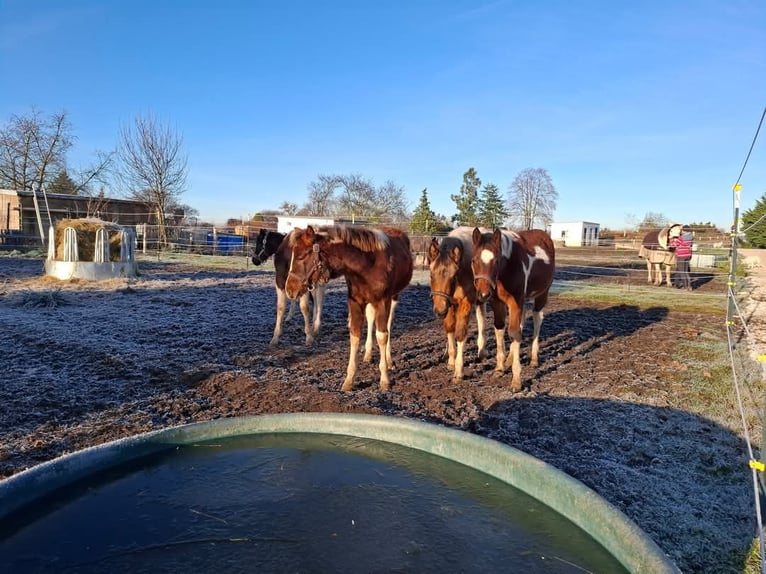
[363,353,373,363]
[341,380,354,392]
[269,338,279,348]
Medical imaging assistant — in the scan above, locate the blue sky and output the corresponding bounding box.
[1,0,764,230]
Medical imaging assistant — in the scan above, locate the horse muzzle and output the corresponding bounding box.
[473,275,495,303]
[431,290,451,319]
[285,274,308,299]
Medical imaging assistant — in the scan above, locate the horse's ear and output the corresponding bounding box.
[450,243,462,264]
[472,227,482,245]
[492,228,502,249]
[306,226,315,240]
[427,238,439,263]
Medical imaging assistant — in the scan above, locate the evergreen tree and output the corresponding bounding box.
[742,195,766,248]
[451,168,481,226]
[478,183,508,228]
[47,170,79,194]
[410,188,437,234]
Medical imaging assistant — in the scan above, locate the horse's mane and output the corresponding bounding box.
[324,225,390,252]
[499,229,519,259]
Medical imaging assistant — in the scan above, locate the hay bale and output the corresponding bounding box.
[54,218,125,262]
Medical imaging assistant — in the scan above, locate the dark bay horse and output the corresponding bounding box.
[251,229,327,346]
[427,227,487,381]
[286,225,413,391]
[471,227,555,392]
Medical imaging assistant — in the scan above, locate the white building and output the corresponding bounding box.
[276,215,335,234]
[549,221,600,247]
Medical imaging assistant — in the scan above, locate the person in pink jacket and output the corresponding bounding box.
[670,225,694,290]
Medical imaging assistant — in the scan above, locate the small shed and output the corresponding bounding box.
[276,215,335,234]
[549,221,600,247]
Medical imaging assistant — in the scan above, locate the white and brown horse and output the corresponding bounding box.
[471,227,555,392]
[638,224,682,286]
[427,227,487,381]
[252,228,377,352]
[251,229,327,347]
[286,225,413,391]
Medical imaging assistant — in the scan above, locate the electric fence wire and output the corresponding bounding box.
[728,286,766,573]
[729,104,766,573]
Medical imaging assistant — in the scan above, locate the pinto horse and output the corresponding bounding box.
[252,228,376,352]
[251,229,327,347]
[471,227,555,392]
[427,227,487,381]
[286,225,413,391]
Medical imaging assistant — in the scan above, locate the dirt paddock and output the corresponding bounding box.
[0,252,759,572]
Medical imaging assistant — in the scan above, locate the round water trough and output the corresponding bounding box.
[0,414,678,572]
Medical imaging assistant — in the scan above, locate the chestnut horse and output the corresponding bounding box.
[251,229,326,346]
[427,227,487,381]
[252,228,376,352]
[471,227,555,392]
[286,225,413,391]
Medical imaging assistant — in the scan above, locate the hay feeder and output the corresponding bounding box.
[45,218,138,280]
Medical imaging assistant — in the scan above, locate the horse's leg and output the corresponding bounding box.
[300,293,313,346]
[444,306,457,370]
[363,303,375,362]
[505,303,527,368]
[270,287,288,347]
[506,299,524,392]
[646,258,652,284]
[286,300,294,321]
[664,263,672,287]
[342,299,365,392]
[489,297,507,374]
[372,299,393,390]
[529,293,549,368]
[384,298,398,371]
[311,284,326,337]
[453,296,472,381]
[474,304,487,360]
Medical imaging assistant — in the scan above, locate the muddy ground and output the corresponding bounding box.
[0,253,757,572]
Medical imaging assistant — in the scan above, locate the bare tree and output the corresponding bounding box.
[372,179,409,222]
[71,149,114,195]
[302,173,409,223]
[639,212,671,230]
[303,174,341,215]
[506,168,558,230]
[0,109,72,191]
[279,201,299,215]
[118,114,187,245]
[337,173,375,219]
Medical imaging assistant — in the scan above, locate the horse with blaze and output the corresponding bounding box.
[427,227,487,381]
[286,225,413,392]
[471,227,555,392]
